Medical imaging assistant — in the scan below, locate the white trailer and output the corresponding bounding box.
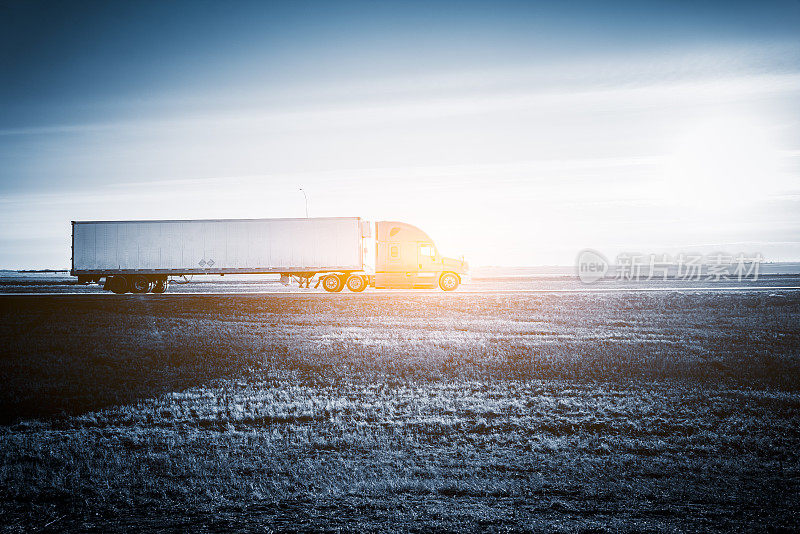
[71,217,468,293]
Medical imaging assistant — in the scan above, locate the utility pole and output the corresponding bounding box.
[298,186,309,218]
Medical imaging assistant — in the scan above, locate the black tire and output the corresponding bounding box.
[346,274,367,292]
[130,275,151,294]
[152,279,168,293]
[439,272,460,291]
[109,276,129,294]
[322,274,345,293]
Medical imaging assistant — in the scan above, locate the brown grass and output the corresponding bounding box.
[0,292,799,531]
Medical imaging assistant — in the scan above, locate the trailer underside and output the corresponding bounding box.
[73,270,459,293]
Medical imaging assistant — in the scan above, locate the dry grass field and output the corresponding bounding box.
[1,291,799,531]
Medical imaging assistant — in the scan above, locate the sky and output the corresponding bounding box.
[1,0,799,268]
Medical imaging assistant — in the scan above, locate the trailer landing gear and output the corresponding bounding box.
[152,278,168,293]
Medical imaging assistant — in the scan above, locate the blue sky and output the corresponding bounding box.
[1,0,799,267]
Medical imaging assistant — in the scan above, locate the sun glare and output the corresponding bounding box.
[660,114,784,210]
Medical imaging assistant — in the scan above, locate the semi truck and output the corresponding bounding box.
[70,217,468,293]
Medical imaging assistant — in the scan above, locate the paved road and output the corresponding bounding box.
[2,286,800,296]
[3,273,800,295]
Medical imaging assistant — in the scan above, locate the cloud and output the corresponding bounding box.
[2,71,800,138]
[2,44,800,266]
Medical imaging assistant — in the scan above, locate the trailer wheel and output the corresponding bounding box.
[109,275,129,294]
[346,274,367,292]
[130,275,151,293]
[439,272,460,291]
[152,279,168,293]
[322,274,344,293]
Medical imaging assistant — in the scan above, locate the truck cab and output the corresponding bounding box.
[373,221,468,290]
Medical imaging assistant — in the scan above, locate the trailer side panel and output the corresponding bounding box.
[72,217,363,274]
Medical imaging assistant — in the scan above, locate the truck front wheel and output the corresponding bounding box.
[439,272,460,291]
[322,274,344,292]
